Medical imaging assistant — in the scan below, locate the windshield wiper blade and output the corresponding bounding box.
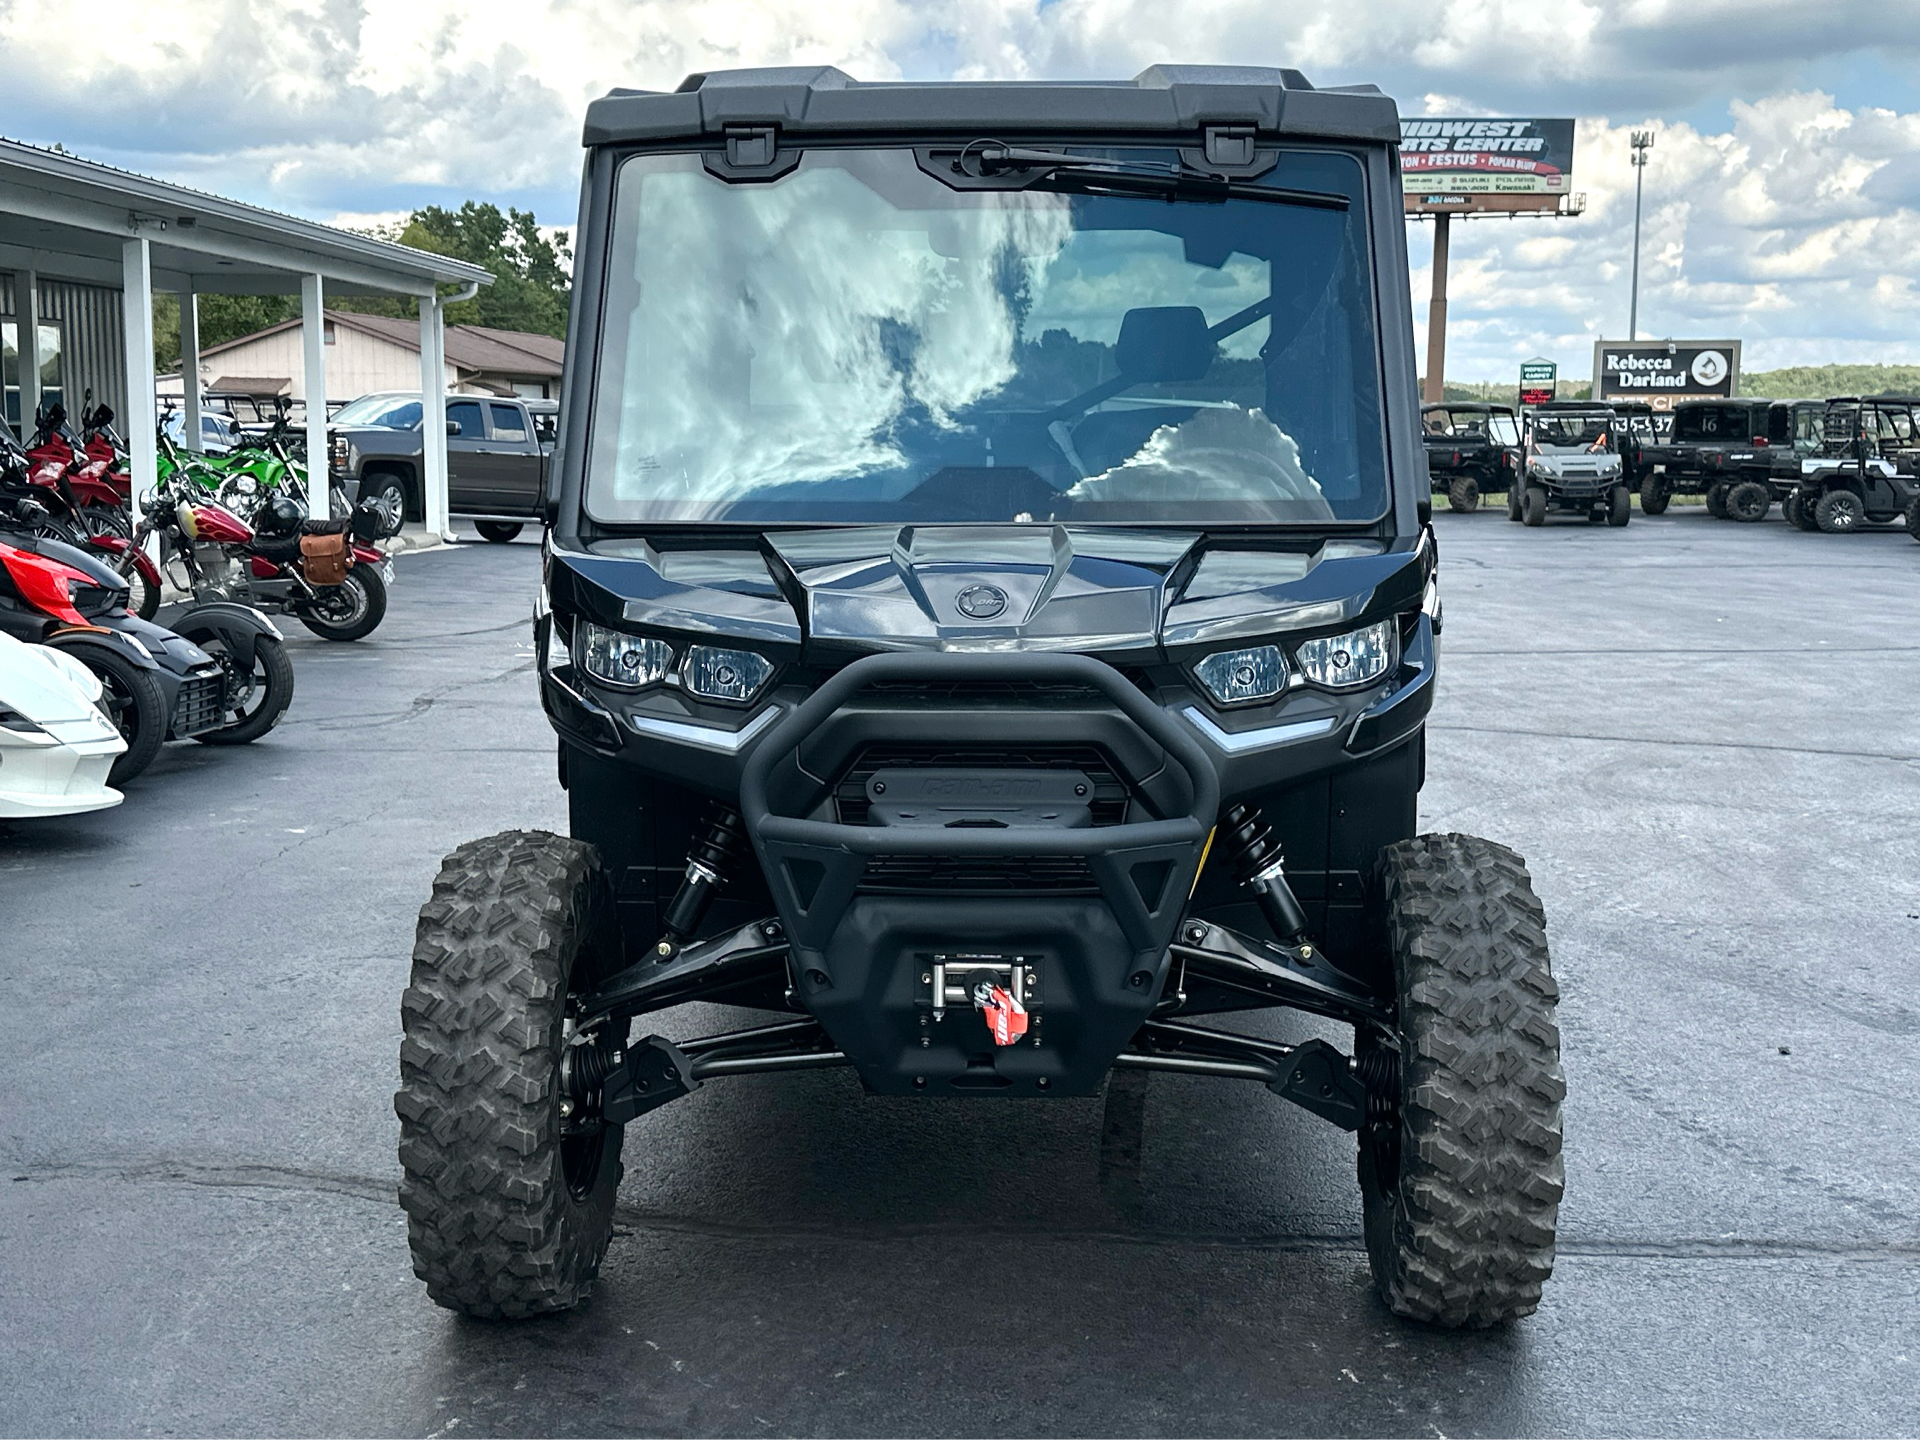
[944,142,1349,212]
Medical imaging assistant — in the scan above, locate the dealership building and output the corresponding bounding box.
[0,136,491,538]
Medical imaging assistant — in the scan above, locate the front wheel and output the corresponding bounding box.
[1906,498,1920,542]
[1606,484,1631,526]
[1361,834,1563,1328]
[1506,484,1523,522]
[194,634,294,744]
[1446,477,1480,514]
[1521,487,1547,526]
[1639,477,1671,515]
[360,474,408,539]
[474,520,524,543]
[298,564,387,642]
[70,645,166,787]
[397,831,626,1319]
[1815,488,1864,534]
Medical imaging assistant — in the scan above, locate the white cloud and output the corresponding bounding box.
[0,0,1914,372]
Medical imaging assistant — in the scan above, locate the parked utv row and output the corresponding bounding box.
[1423,394,1920,541]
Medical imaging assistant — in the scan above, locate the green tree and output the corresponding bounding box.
[153,201,571,370]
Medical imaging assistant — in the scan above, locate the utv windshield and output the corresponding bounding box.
[585,147,1386,526]
[1529,414,1615,453]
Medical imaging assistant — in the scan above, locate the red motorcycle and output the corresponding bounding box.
[1,425,161,603]
[122,477,391,640]
[26,402,129,536]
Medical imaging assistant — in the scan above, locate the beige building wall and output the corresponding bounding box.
[198,323,456,402]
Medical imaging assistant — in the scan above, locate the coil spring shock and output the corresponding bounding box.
[1219,802,1313,947]
[658,804,749,955]
[1354,1043,1401,1186]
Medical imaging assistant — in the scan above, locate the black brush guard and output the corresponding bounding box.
[739,651,1220,1096]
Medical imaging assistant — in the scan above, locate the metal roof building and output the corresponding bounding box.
[0,137,495,537]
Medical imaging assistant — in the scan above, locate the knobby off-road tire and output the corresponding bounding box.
[1606,484,1632,526]
[1815,488,1863,533]
[1521,487,1547,526]
[397,830,627,1319]
[1789,491,1821,531]
[1447,477,1480,513]
[1906,498,1920,542]
[1726,479,1771,522]
[1361,833,1564,1328]
[1506,484,1523,522]
[1705,481,1730,519]
[1638,476,1671,515]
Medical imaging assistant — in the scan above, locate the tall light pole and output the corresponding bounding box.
[1628,129,1654,340]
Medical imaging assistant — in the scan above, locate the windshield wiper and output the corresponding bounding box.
[938,142,1350,212]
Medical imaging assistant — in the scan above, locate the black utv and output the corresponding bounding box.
[397,66,1565,1330]
[1420,403,1520,512]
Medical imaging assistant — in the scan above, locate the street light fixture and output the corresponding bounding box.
[1628,129,1654,340]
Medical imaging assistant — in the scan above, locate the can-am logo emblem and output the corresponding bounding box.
[954,584,1009,620]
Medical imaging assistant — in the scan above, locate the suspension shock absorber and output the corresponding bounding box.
[1219,802,1313,950]
[656,804,749,958]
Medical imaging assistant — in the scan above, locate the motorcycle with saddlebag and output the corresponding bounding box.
[119,478,392,640]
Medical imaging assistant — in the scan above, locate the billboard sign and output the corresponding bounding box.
[1592,340,1741,411]
[1400,118,1576,214]
[1519,358,1557,406]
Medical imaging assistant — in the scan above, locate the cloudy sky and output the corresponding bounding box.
[2,0,1916,380]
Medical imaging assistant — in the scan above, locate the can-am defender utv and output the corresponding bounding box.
[397,66,1564,1329]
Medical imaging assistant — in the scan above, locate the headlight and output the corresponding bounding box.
[1294,619,1398,690]
[573,620,672,689]
[682,645,774,705]
[1193,645,1287,707]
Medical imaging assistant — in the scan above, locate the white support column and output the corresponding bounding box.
[179,285,203,452]
[121,240,157,506]
[18,268,40,439]
[301,274,328,516]
[419,294,451,540]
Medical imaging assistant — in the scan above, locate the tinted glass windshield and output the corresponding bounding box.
[585,147,1384,526]
[332,395,422,429]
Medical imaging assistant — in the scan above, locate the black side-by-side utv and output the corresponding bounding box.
[396,66,1565,1330]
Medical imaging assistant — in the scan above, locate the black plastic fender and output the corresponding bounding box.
[42,627,165,676]
[167,601,284,670]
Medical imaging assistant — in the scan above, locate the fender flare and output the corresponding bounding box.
[42,627,165,674]
[168,601,283,670]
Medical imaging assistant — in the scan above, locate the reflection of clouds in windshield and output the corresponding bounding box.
[1066,406,1333,516]
[611,164,1071,500]
[1025,241,1270,358]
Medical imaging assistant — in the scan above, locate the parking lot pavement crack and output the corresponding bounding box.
[1428,723,1920,763]
[303,660,537,731]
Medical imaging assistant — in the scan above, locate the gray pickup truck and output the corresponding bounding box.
[326,392,557,542]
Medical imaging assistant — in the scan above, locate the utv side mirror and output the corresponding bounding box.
[1114,306,1216,383]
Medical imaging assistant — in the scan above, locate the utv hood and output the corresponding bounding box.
[555,526,1424,662]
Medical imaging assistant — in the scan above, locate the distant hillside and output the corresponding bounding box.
[1426,363,1920,405]
[1422,379,1591,403]
[1737,364,1920,399]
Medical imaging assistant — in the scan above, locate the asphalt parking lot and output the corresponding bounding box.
[3,514,1917,1438]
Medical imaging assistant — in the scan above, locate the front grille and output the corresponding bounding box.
[172,671,225,736]
[835,743,1132,827]
[859,854,1099,895]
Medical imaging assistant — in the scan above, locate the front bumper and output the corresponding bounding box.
[738,651,1219,1097]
